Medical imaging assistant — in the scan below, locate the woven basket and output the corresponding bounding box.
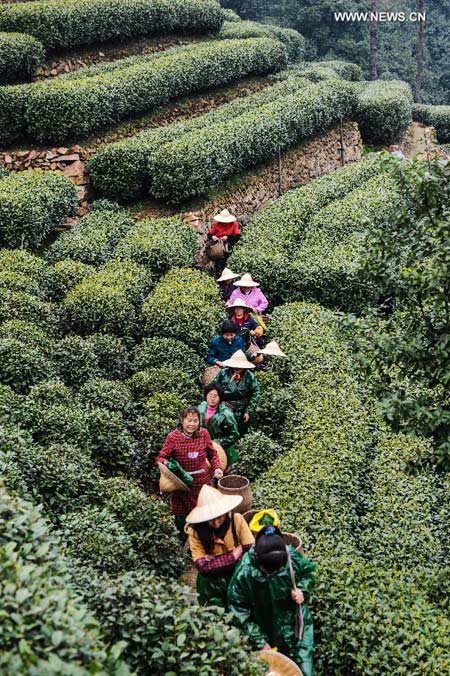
[206,239,226,260]
[202,365,220,387]
[218,475,252,514]
[283,532,305,556]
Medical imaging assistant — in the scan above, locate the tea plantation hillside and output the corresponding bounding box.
[0,0,449,673]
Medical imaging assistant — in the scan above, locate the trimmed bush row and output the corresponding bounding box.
[0,31,44,83]
[89,74,316,200]
[0,38,286,143]
[0,483,129,673]
[0,0,223,51]
[149,78,357,201]
[289,172,404,312]
[412,103,450,143]
[0,170,78,250]
[356,79,413,145]
[275,59,363,82]
[217,20,305,61]
[229,155,382,302]
[255,302,450,675]
[141,268,225,355]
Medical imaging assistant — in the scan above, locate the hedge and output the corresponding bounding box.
[0,337,55,393]
[229,155,381,302]
[217,20,305,61]
[132,336,204,381]
[73,569,265,675]
[288,172,404,312]
[127,367,200,405]
[0,288,60,334]
[113,217,197,279]
[141,268,224,355]
[46,208,135,266]
[0,38,286,144]
[150,78,357,201]
[0,483,128,673]
[412,103,450,143]
[221,8,242,23]
[0,31,44,83]
[274,60,363,83]
[356,79,413,145]
[0,170,77,250]
[64,260,151,335]
[0,0,223,51]
[89,73,316,200]
[47,258,96,301]
[0,248,49,298]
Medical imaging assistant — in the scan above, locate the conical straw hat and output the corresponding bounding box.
[258,651,303,676]
[234,273,259,287]
[214,208,236,223]
[186,485,242,524]
[217,267,240,283]
[227,297,252,311]
[157,462,189,493]
[221,349,255,369]
[257,341,287,357]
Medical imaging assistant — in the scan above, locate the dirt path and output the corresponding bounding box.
[401,122,436,159]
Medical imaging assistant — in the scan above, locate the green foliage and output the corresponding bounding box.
[141,268,224,354]
[78,378,133,415]
[128,367,200,405]
[143,392,186,450]
[0,484,128,673]
[1,37,285,143]
[356,79,413,145]
[132,336,204,381]
[64,260,151,336]
[0,0,223,50]
[0,287,60,334]
[237,430,284,481]
[0,31,44,83]
[100,476,187,578]
[217,20,305,61]
[51,335,103,388]
[84,407,138,475]
[0,171,77,250]
[0,319,52,349]
[350,156,450,469]
[47,208,135,267]
[113,217,197,279]
[150,78,356,201]
[85,333,131,381]
[229,155,381,302]
[412,103,450,143]
[0,247,49,297]
[221,8,242,22]
[74,569,266,675]
[252,370,293,439]
[47,259,96,301]
[0,336,55,393]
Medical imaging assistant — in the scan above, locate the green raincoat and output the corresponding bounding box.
[213,368,260,435]
[198,401,240,465]
[228,547,316,676]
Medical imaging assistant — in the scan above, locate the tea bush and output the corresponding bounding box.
[51,335,103,387]
[0,31,44,83]
[47,208,135,266]
[0,485,127,673]
[150,78,356,201]
[141,268,224,354]
[113,217,197,279]
[85,333,131,380]
[0,287,60,333]
[128,367,200,405]
[0,337,55,393]
[217,20,305,61]
[84,407,139,475]
[0,248,49,298]
[0,171,77,249]
[0,38,285,143]
[238,430,284,482]
[47,259,96,301]
[0,319,52,350]
[132,336,204,381]
[64,260,151,335]
[356,79,413,144]
[0,0,223,50]
[412,103,450,143]
[78,378,133,415]
[143,391,186,450]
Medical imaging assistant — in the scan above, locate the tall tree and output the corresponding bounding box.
[414,0,426,101]
[369,0,379,79]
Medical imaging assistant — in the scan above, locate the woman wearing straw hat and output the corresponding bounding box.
[228,525,317,676]
[207,209,241,258]
[156,406,223,534]
[198,382,239,470]
[185,484,255,608]
[213,349,260,435]
[216,267,241,303]
[228,273,269,316]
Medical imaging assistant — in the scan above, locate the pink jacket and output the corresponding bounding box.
[228,286,268,314]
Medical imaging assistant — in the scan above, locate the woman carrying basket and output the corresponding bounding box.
[185,484,255,608]
[198,382,240,470]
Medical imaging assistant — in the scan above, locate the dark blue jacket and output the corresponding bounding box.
[206,335,246,366]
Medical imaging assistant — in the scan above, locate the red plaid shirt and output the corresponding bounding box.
[156,428,220,516]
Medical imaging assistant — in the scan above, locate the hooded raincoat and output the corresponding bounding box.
[198,401,239,465]
[228,546,316,676]
[213,367,260,435]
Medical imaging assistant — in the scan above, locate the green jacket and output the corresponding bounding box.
[228,546,316,673]
[213,368,260,419]
[198,401,239,450]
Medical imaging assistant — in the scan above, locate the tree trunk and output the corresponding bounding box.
[414,0,425,102]
[369,0,378,80]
